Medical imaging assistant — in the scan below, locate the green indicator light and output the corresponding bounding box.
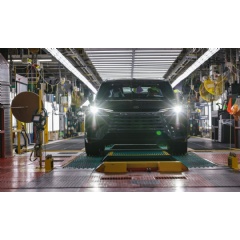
[156,130,162,136]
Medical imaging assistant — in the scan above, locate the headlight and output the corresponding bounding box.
[89,106,112,115]
[90,106,99,114]
[173,105,182,113]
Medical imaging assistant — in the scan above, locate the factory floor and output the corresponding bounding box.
[1,135,240,192]
[1,135,239,240]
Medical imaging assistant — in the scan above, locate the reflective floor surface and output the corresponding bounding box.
[1,136,240,192]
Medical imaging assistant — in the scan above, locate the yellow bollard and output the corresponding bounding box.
[44,117,49,144]
[228,152,239,170]
[81,122,85,132]
[45,154,54,172]
[17,120,21,154]
[23,122,27,152]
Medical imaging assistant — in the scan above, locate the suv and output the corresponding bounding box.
[84,79,188,156]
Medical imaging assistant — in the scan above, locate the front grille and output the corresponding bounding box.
[109,112,165,132]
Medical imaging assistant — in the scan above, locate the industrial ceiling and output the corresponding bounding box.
[84,48,182,79]
[7,48,224,92]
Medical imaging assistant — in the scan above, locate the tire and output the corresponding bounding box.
[85,140,104,156]
[168,141,187,155]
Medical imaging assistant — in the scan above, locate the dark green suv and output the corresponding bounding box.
[84,79,188,156]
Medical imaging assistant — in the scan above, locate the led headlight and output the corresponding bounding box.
[90,106,99,114]
[173,105,182,113]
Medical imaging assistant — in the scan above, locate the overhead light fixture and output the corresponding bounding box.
[45,48,97,94]
[171,48,220,88]
[38,59,52,62]
[80,100,90,109]
[8,59,52,62]
[7,59,22,62]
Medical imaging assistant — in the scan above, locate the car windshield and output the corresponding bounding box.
[96,80,174,100]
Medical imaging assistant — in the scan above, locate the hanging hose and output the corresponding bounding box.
[29,131,40,162]
[29,147,38,162]
[29,108,48,162]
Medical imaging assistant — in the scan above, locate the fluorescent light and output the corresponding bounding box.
[171,48,220,88]
[7,59,22,62]
[45,48,97,94]
[8,59,52,62]
[81,100,90,107]
[38,59,52,62]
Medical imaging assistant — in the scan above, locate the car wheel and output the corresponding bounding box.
[168,141,187,155]
[85,140,104,156]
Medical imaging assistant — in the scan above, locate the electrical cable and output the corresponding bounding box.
[29,108,48,162]
[29,130,40,162]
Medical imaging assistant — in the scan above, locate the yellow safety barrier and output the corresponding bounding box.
[45,154,54,172]
[158,161,188,172]
[96,161,188,173]
[228,152,239,170]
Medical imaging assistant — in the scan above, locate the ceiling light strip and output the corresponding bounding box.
[45,48,97,94]
[171,48,220,88]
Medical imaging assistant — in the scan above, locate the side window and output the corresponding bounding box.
[108,86,125,99]
[96,84,110,100]
[96,84,125,100]
[162,82,175,99]
[147,86,162,97]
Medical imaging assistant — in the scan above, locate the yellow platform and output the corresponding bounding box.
[96,161,188,173]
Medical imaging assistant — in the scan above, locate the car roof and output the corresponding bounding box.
[103,79,168,84]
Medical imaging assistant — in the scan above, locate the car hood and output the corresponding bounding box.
[95,99,174,112]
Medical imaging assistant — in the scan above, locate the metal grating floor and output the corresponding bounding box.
[2,136,240,192]
[13,166,240,191]
[109,150,170,156]
[64,155,103,169]
[19,169,93,189]
[64,152,218,169]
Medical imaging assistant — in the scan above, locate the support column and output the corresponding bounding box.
[38,89,43,168]
[17,120,21,154]
[0,107,5,158]
[44,117,49,144]
[0,50,12,158]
